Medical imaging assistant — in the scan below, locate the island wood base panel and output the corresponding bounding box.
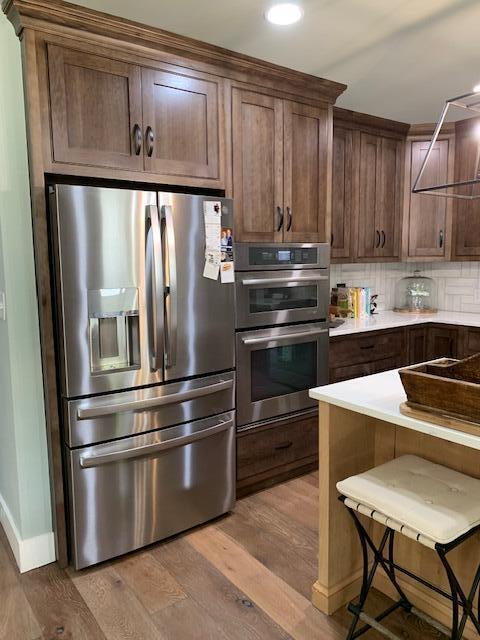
[314,402,480,640]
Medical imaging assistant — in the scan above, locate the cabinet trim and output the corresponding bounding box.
[4,0,346,103]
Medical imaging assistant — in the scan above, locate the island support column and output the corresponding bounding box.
[311,401,395,614]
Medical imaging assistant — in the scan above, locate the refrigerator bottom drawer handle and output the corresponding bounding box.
[77,378,234,420]
[79,418,233,468]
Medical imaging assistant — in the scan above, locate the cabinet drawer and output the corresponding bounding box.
[329,355,405,384]
[237,413,317,482]
[330,328,406,368]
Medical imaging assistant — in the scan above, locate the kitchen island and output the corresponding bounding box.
[309,369,480,638]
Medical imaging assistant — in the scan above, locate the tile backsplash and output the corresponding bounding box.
[330,262,480,313]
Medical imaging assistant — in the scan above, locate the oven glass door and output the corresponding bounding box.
[235,270,329,328]
[236,323,329,426]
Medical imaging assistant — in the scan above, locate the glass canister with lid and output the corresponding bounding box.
[393,270,437,313]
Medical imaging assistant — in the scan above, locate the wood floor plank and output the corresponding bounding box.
[257,482,319,532]
[154,536,292,640]
[235,494,318,565]
[68,565,164,640]
[114,551,187,614]
[219,503,316,599]
[186,526,344,640]
[152,597,230,640]
[20,562,106,640]
[0,534,42,640]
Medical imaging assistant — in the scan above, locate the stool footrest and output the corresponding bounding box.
[356,611,402,640]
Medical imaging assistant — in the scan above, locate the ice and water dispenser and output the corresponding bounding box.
[88,287,140,374]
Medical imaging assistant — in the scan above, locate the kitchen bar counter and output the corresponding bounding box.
[329,309,480,337]
[309,370,480,638]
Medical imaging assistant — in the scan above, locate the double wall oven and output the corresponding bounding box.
[235,244,330,427]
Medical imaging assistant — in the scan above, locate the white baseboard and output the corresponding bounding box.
[0,492,55,573]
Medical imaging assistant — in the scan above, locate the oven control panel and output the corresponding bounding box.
[235,243,330,271]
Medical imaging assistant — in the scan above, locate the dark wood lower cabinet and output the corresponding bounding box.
[329,327,408,383]
[236,410,318,497]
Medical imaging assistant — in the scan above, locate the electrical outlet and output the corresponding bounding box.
[0,292,5,321]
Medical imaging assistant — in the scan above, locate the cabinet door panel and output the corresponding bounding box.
[48,45,143,170]
[426,326,458,360]
[453,122,480,258]
[357,133,381,258]
[331,125,354,260]
[142,68,220,180]
[232,89,283,243]
[408,140,449,257]
[283,101,329,243]
[378,137,402,258]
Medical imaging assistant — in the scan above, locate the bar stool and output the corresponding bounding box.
[337,455,480,640]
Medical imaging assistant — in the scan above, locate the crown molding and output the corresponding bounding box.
[333,106,410,136]
[2,0,347,103]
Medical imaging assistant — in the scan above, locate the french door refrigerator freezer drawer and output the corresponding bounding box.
[67,411,236,569]
[65,371,235,447]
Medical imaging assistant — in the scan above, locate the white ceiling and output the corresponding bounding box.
[75,0,480,123]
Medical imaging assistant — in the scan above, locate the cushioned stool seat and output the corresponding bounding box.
[337,454,480,546]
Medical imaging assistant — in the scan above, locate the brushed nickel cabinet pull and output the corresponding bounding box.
[132,123,142,155]
[381,230,386,248]
[145,126,154,158]
[439,229,444,249]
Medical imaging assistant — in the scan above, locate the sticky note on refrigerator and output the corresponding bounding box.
[220,261,235,283]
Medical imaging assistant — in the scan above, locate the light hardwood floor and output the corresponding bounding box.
[0,471,444,639]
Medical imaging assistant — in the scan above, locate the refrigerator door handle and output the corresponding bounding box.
[146,204,164,371]
[161,204,178,369]
[76,378,234,419]
[79,417,234,468]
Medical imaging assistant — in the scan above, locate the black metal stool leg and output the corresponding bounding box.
[438,549,480,638]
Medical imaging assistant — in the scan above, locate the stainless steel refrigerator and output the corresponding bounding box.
[50,184,236,569]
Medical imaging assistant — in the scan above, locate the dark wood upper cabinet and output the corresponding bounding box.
[47,45,143,171]
[141,68,221,180]
[406,139,450,259]
[283,101,330,243]
[231,88,284,243]
[452,119,480,260]
[356,133,403,260]
[48,45,225,184]
[232,90,330,243]
[331,125,354,260]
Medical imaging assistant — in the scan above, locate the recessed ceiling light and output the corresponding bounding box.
[473,84,480,94]
[265,3,303,26]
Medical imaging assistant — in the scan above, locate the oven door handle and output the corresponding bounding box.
[241,275,328,286]
[76,379,234,419]
[241,328,328,345]
[79,418,233,468]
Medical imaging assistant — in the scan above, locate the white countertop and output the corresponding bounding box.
[330,310,480,337]
[309,368,480,450]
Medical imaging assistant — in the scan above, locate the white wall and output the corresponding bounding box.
[331,261,480,313]
[0,13,55,572]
